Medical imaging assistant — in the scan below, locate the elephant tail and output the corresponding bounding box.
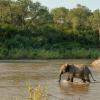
[84,65,96,82]
[90,71,96,82]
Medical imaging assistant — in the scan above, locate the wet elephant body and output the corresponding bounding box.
[59,64,95,83]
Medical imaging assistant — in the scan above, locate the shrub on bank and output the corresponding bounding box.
[0,48,98,59]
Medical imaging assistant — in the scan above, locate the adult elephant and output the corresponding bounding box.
[59,64,96,83]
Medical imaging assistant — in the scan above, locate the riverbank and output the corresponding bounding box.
[0,48,99,59]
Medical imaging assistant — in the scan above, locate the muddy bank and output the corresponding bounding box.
[91,59,100,67]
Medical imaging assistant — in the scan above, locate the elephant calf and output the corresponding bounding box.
[59,64,96,83]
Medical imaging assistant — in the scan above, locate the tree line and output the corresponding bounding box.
[0,0,100,59]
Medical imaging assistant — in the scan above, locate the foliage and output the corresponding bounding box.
[0,0,100,59]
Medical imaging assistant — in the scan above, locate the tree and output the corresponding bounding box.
[51,7,69,24]
[88,10,100,42]
[25,2,52,29]
[10,0,32,27]
[0,0,11,24]
[0,0,18,25]
[69,4,91,33]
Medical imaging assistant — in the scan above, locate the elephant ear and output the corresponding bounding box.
[65,64,71,72]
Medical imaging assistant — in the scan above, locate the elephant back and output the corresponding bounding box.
[73,64,83,73]
[72,64,84,77]
[80,65,91,76]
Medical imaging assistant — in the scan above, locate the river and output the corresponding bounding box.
[0,59,99,100]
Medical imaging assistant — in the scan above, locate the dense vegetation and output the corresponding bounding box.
[0,0,100,59]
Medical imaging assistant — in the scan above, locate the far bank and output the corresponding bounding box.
[0,48,99,59]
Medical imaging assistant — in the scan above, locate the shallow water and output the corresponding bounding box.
[0,59,99,100]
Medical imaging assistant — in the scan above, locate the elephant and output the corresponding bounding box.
[59,64,96,83]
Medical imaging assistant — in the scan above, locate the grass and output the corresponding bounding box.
[27,84,48,100]
[28,48,100,59]
[15,82,83,100]
[26,83,81,100]
[0,47,99,59]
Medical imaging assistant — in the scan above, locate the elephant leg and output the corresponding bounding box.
[71,77,73,82]
[67,75,70,81]
[86,75,90,82]
[82,78,86,83]
[70,74,74,82]
[81,75,86,83]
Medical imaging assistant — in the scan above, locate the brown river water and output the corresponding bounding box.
[0,59,99,100]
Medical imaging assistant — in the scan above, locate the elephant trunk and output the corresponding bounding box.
[59,71,63,82]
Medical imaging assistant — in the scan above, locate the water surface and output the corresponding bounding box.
[0,59,99,100]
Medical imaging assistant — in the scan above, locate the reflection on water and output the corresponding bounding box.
[60,80,90,94]
[0,59,99,100]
